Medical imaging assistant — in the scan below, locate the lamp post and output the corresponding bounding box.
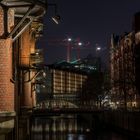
[48,3,61,24]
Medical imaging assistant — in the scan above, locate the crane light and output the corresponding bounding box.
[68,38,72,42]
[78,42,82,46]
[96,47,101,51]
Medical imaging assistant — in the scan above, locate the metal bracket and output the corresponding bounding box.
[12,17,34,42]
[0,0,47,40]
[20,66,44,83]
[0,3,35,39]
[8,5,35,38]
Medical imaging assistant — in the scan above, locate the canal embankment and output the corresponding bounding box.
[102,110,140,139]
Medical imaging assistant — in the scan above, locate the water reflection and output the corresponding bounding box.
[31,114,132,140]
[31,115,80,140]
[67,134,86,140]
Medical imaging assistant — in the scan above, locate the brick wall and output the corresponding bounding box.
[0,7,14,112]
[20,27,36,108]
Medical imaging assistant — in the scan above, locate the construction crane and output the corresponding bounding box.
[72,40,91,60]
[44,37,91,62]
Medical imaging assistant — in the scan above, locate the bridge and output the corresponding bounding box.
[36,98,79,109]
[31,98,102,116]
[32,108,103,116]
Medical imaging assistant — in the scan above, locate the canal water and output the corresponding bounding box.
[31,114,132,140]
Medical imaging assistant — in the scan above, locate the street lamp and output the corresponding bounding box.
[52,15,60,24]
[48,3,61,24]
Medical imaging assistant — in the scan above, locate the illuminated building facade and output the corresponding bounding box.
[37,56,103,108]
[0,0,47,139]
[110,12,140,109]
[52,68,87,98]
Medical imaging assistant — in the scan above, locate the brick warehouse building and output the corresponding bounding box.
[0,5,15,139]
[0,1,47,140]
[110,12,140,110]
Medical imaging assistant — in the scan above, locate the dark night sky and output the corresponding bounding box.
[37,0,140,67]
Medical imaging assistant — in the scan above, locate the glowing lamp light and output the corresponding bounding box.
[78,42,82,46]
[35,52,39,55]
[43,72,46,77]
[68,38,72,42]
[96,47,101,51]
[116,101,119,104]
[42,85,46,88]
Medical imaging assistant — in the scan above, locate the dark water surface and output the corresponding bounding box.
[31,114,133,140]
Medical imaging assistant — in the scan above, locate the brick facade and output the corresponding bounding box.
[20,27,36,108]
[0,7,14,112]
[110,32,140,109]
